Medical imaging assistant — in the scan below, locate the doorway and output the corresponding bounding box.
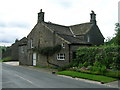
[33,52,36,66]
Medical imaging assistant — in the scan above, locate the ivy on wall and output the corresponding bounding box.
[32,45,62,67]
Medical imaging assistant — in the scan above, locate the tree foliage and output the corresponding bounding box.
[105,23,120,45]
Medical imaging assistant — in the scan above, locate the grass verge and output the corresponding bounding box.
[1,57,12,62]
[56,71,118,83]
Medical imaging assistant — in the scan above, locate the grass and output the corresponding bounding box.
[104,70,120,78]
[70,67,120,78]
[0,57,12,62]
[56,71,118,83]
[0,59,3,62]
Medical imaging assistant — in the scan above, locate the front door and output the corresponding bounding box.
[33,53,36,66]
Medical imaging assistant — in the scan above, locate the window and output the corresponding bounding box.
[30,39,33,48]
[57,54,65,60]
[61,43,65,48]
[87,36,90,42]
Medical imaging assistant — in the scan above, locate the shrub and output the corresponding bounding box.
[76,45,120,70]
[91,66,101,72]
[93,61,101,67]
[100,65,107,74]
[83,62,89,67]
[78,63,83,68]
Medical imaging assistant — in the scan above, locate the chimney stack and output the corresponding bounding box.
[90,10,96,25]
[38,9,44,23]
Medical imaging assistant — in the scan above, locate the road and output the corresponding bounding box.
[2,63,112,88]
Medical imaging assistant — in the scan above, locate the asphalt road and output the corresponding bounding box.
[2,63,111,88]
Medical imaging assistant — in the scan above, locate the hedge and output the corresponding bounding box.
[74,45,120,70]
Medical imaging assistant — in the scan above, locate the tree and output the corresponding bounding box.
[115,23,120,45]
[105,23,120,45]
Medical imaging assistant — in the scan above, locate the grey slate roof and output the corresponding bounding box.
[69,23,93,35]
[43,22,93,44]
[44,22,73,36]
[18,37,27,46]
[57,34,89,44]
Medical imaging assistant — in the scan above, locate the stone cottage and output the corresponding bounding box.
[22,9,104,67]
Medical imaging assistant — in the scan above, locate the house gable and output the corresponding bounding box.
[85,25,104,45]
[69,23,93,36]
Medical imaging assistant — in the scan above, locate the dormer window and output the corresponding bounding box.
[61,43,65,48]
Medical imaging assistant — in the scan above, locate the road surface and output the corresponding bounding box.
[2,63,111,88]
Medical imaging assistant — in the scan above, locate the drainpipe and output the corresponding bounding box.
[68,44,71,63]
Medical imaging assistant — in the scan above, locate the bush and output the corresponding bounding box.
[93,61,101,67]
[100,65,107,74]
[78,64,83,68]
[83,62,89,67]
[76,45,120,70]
[91,66,101,72]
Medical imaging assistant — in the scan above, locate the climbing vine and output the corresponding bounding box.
[32,45,61,56]
[32,45,62,67]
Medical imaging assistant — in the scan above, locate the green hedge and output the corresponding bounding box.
[74,45,120,70]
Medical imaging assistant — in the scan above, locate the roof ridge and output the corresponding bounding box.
[69,22,92,27]
[41,22,54,33]
[44,22,68,28]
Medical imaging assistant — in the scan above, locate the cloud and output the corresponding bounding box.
[0,21,30,28]
[0,0,119,45]
[49,0,75,8]
[0,27,30,43]
[0,22,6,28]
[0,43,12,46]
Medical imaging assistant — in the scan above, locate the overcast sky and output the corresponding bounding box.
[0,0,119,46]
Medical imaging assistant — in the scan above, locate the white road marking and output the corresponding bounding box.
[3,68,38,87]
[15,74,33,84]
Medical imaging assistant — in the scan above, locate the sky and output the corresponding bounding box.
[0,0,119,46]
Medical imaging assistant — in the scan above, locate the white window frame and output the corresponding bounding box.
[57,53,65,60]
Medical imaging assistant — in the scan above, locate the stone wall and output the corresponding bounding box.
[19,45,27,65]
